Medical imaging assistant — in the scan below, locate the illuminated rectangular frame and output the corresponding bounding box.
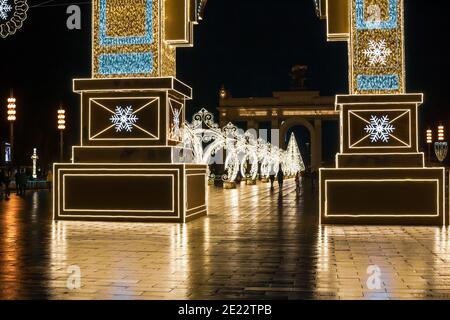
[74,77,192,148]
[319,167,446,225]
[87,96,161,141]
[347,109,411,149]
[335,152,426,169]
[73,77,193,99]
[324,179,440,217]
[53,164,209,222]
[56,167,180,219]
[337,94,422,155]
[63,173,175,213]
[185,172,208,219]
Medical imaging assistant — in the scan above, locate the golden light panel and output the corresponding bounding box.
[92,0,198,79]
[350,0,405,94]
[92,0,161,78]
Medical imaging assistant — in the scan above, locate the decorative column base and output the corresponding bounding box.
[53,163,207,223]
[320,168,445,225]
[246,179,257,185]
[320,94,446,226]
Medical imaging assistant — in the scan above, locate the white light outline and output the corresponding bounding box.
[185,172,208,218]
[88,96,160,141]
[53,163,209,222]
[73,77,193,100]
[336,93,423,155]
[347,109,411,149]
[62,173,175,213]
[55,166,181,220]
[325,179,440,217]
[319,167,446,225]
[335,93,424,106]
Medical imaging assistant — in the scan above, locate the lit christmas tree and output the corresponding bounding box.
[286,133,305,175]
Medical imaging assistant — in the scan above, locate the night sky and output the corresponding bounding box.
[0,0,449,168]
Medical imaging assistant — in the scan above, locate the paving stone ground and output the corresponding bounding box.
[0,178,450,300]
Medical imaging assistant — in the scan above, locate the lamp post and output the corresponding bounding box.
[426,129,432,164]
[57,107,66,162]
[434,125,448,164]
[7,93,16,163]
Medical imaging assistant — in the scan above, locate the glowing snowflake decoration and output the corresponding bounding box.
[0,0,12,20]
[110,106,138,132]
[363,40,392,66]
[365,115,395,143]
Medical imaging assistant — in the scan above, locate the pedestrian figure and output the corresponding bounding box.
[0,170,4,201]
[3,169,11,200]
[15,168,20,195]
[269,174,275,191]
[47,170,53,189]
[18,169,28,196]
[295,171,301,194]
[277,169,284,194]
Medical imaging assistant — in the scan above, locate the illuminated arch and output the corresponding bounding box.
[182,109,305,184]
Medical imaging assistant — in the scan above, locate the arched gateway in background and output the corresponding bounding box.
[218,88,336,172]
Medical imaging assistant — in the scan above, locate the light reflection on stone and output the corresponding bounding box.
[0,184,450,299]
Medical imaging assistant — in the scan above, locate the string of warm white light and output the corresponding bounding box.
[180,108,305,183]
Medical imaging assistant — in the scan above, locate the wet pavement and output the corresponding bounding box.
[1,179,450,300]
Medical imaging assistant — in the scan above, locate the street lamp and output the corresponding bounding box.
[31,148,39,179]
[434,125,448,163]
[57,107,66,162]
[7,93,16,163]
[426,129,432,164]
[438,125,445,142]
